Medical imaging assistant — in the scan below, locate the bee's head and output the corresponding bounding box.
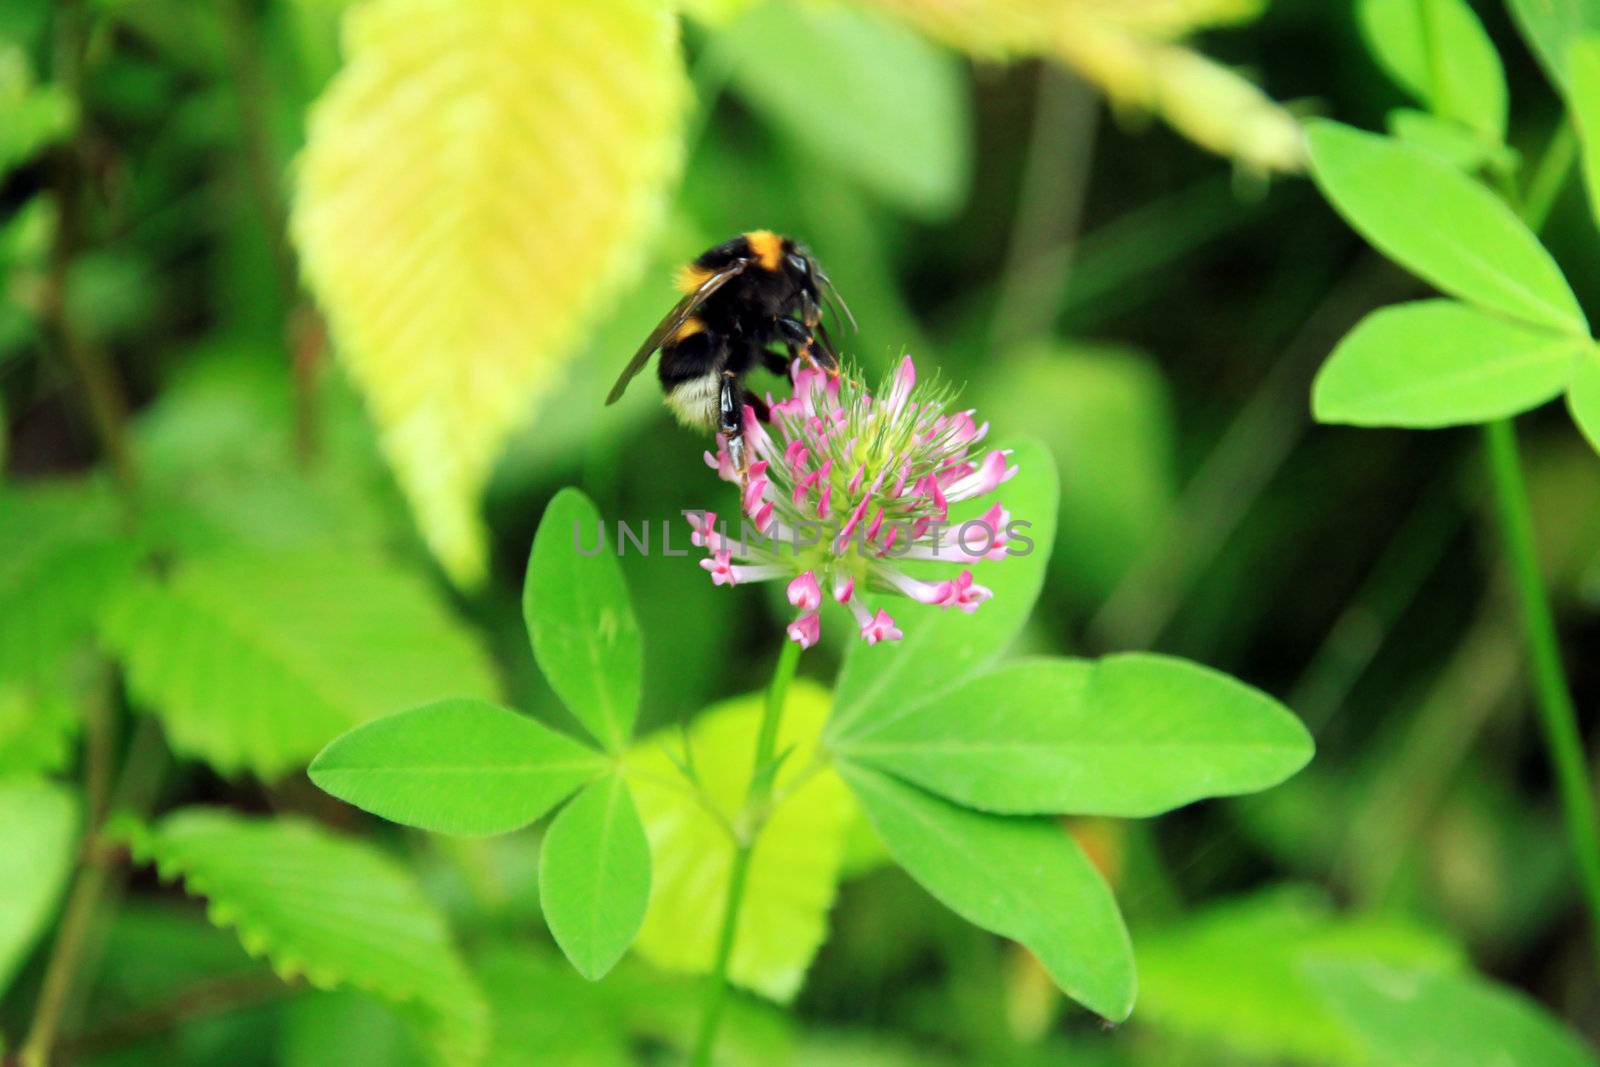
[781,240,821,297]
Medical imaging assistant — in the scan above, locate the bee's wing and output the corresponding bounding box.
[605,262,748,405]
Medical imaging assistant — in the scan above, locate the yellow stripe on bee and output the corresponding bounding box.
[675,263,715,294]
[745,229,783,271]
[672,315,705,342]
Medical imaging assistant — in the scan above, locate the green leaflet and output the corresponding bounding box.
[102,545,497,780]
[827,438,1058,741]
[1387,109,1515,173]
[309,698,607,837]
[722,0,970,219]
[837,654,1311,817]
[1356,0,1507,142]
[539,772,652,981]
[1569,347,1600,456]
[1569,38,1600,229]
[525,488,644,753]
[1309,961,1600,1067]
[1506,0,1600,92]
[1135,887,1465,1064]
[1304,121,1586,337]
[836,760,1135,1021]
[0,778,79,999]
[1312,300,1583,428]
[120,808,486,1063]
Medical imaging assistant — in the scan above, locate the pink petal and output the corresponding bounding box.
[786,612,821,650]
[860,608,903,645]
[787,571,822,613]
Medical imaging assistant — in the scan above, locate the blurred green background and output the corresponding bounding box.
[3,0,1599,1063]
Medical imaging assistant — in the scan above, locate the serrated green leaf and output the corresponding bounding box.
[836,760,1135,1021]
[525,489,643,753]
[838,654,1311,817]
[0,778,79,999]
[626,680,855,1001]
[310,698,606,836]
[540,773,651,981]
[1357,0,1507,142]
[1136,887,1465,1064]
[131,348,401,557]
[0,479,138,686]
[102,546,497,780]
[1506,0,1600,92]
[1305,121,1586,336]
[121,808,486,1063]
[1312,300,1583,428]
[1308,961,1600,1067]
[723,0,969,218]
[1569,347,1600,455]
[292,0,689,585]
[1569,37,1600,229]
[827,439,1058,741]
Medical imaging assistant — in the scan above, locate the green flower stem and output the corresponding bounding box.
[1481,419,1600,954]
[1477,124,1600,955]
[750,639,802,808]
[690,638,803,1067]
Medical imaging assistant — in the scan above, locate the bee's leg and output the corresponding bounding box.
[777,317,826,373]
[719,370,748,483]
[799,291,841,375]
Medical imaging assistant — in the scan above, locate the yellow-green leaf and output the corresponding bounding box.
[859,0,1302,174]
[625,680,855,1001]
[1076,0,1265,38]
[292,0,689,585]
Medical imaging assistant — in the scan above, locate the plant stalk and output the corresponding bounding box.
[46,0,137,493]
[689,639,802,1066]
[19,715,167,1067]
[1481,419,1600,954]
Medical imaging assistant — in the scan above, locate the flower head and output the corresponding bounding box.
[689,355,1019,648]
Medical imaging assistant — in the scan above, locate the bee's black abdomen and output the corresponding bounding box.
[659,329,725,430]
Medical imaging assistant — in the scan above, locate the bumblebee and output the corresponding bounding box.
[605,230,852,475]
